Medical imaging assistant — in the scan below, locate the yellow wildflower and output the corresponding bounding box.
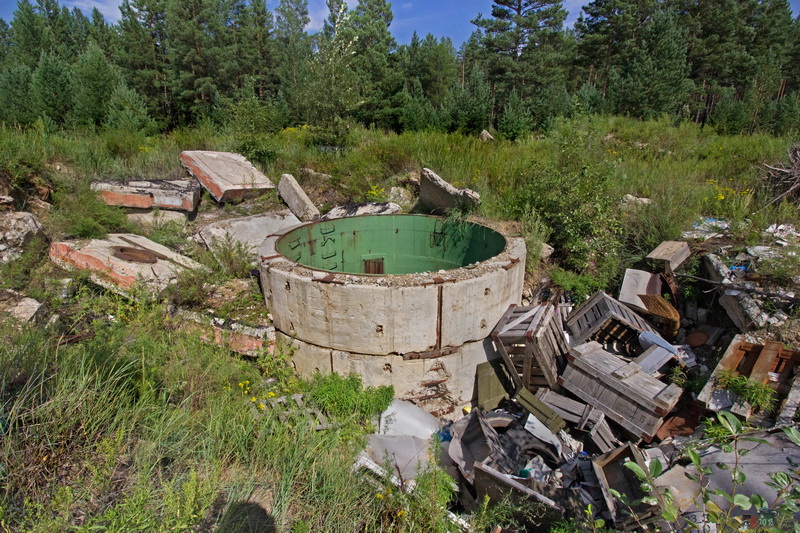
[251,397,257,402]
[259,403,266,410]
[396,510,407,518]
[375,493,383,500]
[267,392,276,398]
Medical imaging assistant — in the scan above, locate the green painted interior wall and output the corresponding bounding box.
[276,215,507,275]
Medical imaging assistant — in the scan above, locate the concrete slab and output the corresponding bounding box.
[0,289,47,325]
[91,180,200,212]
[321,202,401,220]
[49,233,204,294]
[179,151,275,203]
[196,211,299,256]
[127,209,188,227]
[419,168,480,215]
[1,211,44,264]
[277,174,319,221]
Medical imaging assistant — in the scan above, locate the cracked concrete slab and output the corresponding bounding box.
[49,233,204,294]
[180,151,274,203]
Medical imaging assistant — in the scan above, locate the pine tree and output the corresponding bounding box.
[497,88,533,140]
[399,77,437,131]
[610,10,692,119]
[89,7,117,56]
[343,0,397,126]
[70,41,122,128]
[9,0,49,68]
[167,0,228,122]
[31,51,72,125]
[238,0,276,99]
[274,0,311,122]
[0,64,36,126]
[442,66,492,134]
[105,83,156,133]
[471,0,568,99]
[116,0,171,124]
[0,19,10,67]
[575,0,656,94]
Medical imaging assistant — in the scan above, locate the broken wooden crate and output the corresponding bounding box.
[698,334,800,419]
[492,303,570,391]
[535,389,622,453]
[559,342,683,441]
[475,360,566,434]
[646,241,690,274]
[566,291,657,350]
[592,443,660,528]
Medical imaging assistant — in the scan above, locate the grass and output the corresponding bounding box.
[0,299,409,531]
[1,115,799,530]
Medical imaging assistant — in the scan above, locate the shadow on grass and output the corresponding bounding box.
[217,502,276,532]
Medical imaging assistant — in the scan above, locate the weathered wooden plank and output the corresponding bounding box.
[750,341,783,385]
[647,241,690,273]
[635,345,676,376]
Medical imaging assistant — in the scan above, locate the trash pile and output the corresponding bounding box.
[360,236,800,530]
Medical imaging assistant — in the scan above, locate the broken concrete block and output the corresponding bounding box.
[91,179,200,212]
[179,151,275,203]
[0,289,47,325]
[321,202,401,220]
[49,233,204,294]
[298,168,332,181]
[0,211,45,264]
[127,209,187,227]
[277,174,319,221]
[196,211,299,256]
[620,194,653,207]
[388,187,414,211]
[0,195,13,210]
[418,168,480,215]
[479,129,495,142]
[175,308,275,356]
[26,198,51,218]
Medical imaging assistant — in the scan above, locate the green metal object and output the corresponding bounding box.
[276,214,506,275]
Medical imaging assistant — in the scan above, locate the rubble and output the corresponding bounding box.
[0,289,47,325]
[49,233,204,294]
[321,202,401,220]
[127,209,187,227]
[479,130,495,142]
[698,334,800,420]
[1,211,45,264]
[620,194,653,207]
[388,187,414,211]
[277,173,320,221]
[91,179,200,212]
[681,217,730,240]
[418,168,480,215]
[179,150,275,203]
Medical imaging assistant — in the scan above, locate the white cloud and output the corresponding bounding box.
[64,0,123,22]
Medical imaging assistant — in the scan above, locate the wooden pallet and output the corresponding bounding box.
[560,342,682,441]
[535,389,622,452]
[492,303,570,391]
[566,291,657,349]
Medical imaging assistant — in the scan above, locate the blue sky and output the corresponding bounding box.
[1,0,799,46]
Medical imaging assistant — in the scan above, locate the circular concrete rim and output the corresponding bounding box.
[260,213,516,280]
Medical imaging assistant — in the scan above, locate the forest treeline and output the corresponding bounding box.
[1,0,799,141]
